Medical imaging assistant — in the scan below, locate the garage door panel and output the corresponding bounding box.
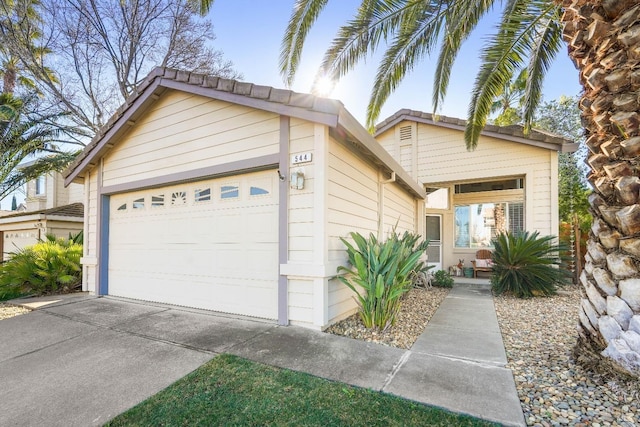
[108,170,279,319]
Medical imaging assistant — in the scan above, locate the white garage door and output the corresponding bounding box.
[3,229,39,261]
[108,170,279,319]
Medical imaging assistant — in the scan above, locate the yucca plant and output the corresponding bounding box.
[0,234,82,299]
[491,231,570,298]
[337,231,429,330]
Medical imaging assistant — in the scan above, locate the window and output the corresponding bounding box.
[151,195,164,207]
[133,198,145,209]
[249,186,269,196]
[35,175,46,196]
[195,188,211,202]
[171,191,187,206]
[221,185,239,199]
[454,178,523,194]
[454,202,524,248]
[117,203,127,211]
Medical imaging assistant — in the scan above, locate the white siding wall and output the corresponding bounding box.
[102,91,280,187]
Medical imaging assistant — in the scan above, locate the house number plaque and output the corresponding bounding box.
[291,152,313,165]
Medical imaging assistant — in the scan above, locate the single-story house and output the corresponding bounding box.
[375,110,577,275]
[0,170,84,261]
[64,67,575,330]
[64,67,424,330]
[0,203,84,261]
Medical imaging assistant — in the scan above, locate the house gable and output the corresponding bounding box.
[65,68,424,200]
[375,109,578,153]
[101,90,281,189]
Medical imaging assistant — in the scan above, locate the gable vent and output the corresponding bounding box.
[399,125,412,142]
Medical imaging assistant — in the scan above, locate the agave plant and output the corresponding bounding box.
[491,231,570,298]
[337,231,429,330]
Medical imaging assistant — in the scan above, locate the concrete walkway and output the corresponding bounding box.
[1,283,524,426]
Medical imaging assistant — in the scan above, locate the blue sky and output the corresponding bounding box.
[208,0,581,124]
[2,1,582,209]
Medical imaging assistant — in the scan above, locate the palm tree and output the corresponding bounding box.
[196,0,640,377]
[491,69,527,126]
[0,0,57,95]
[0,92,79,201]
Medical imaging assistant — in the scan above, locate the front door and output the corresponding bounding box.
[425,214,442,271]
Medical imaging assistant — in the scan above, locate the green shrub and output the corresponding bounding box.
[0,234,82,300]
[432,270,454,288]
[337,231,429,330]
[491,231,570,298]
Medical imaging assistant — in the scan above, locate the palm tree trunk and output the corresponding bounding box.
[561,0,640,378]
[2,66,16,95]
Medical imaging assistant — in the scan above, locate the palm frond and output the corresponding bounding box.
[432,0,497,112]
[465,0,539,149]
[318,0,418,83]
[366,1,450,129]
[280,0,329,86]
[0,151,79,200]
[521,2,563,132]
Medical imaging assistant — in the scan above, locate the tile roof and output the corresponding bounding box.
[0,203,84,220]
[63,67,426,199]
[64,67,344,179]
[374,109,578,152]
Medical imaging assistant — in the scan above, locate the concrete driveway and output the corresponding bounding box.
[0,295,266,426]
[0,294,407,427]
[1,286,524,427]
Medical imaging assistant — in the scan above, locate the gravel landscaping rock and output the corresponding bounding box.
[495,285,640,427]
[326,287,450,349]
[0,303,30,320]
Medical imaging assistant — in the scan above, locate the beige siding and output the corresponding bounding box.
[66,183,84,205]
[378,120,558,271]
[377,128,396,158]
[46,221,83,239]
[83,169,99,293]
[102,91,280,187]
[327,139,379,262]
[285,118,317,326]
[328,277,356,324]
[288,118,316,263]
[326,138,380,324]
[288,278,314,325]
[383,182,416,236]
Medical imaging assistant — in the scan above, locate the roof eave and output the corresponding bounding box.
[375,111,574,152]
[337,108,426,199]
[64,78,166,185]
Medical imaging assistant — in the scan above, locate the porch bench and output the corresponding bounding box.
[471,249,493,278]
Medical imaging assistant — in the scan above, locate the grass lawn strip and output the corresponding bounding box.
[106,354,497,426]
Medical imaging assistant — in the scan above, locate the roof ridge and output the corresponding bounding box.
[64,67,345,179]
[375,108,575,145]
[0,202,84,219]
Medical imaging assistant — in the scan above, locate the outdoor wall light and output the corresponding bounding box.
[290,169,305,190]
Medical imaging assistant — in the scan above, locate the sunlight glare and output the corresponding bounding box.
[313,75,335,97]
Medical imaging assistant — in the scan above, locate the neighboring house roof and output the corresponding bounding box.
[64,67,425,199]
[375,109,579,153]
[0,202,84,224]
